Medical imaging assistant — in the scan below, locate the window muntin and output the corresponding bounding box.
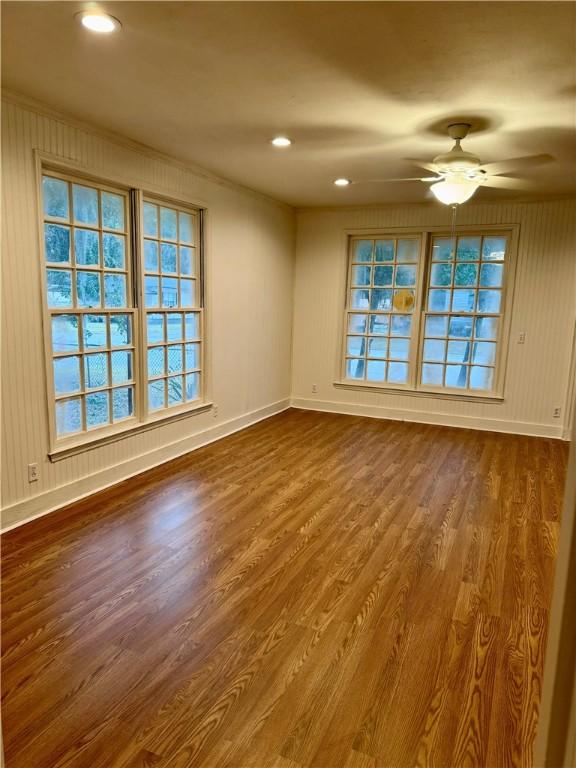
[42,173,136,438]
[344,237,421,386]
[342,230,510,396]
[142,199,202,412]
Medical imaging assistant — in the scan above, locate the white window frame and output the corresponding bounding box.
[36,157,211,460]
[336,225,519,402]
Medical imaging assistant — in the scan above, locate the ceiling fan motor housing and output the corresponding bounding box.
[434,124,481,174]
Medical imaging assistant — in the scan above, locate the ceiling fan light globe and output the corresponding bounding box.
[430,179,479,205]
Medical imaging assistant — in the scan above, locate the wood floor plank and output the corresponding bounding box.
[1,409,567,768]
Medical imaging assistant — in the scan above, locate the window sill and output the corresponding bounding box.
[49,401,214,462]
[333,381,504,404]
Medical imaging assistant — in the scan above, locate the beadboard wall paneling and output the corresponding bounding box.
[292,200,576,438]
[1,99,295,525]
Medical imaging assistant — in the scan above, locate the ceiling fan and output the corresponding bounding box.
[336,123,550,205]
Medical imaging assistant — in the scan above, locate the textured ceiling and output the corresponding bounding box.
[2,1,575,206]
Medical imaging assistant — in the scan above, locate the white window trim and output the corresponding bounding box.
[34,153,212,461]
[334,224,519,401]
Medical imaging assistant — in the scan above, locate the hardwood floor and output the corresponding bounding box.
[1,409,568,768]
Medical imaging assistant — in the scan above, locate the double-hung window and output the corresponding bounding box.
[342,230,512,397]
[40,168,206,454]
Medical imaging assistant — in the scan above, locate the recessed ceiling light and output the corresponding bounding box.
[334,178,351,187]
[271,137,292,147]
[78,12,121,33]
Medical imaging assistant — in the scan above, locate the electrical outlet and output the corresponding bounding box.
[213,404,218,418]
[312,384,318,394]
[28,463,39,483]
[518,331,526,344]
[553,407,561,419]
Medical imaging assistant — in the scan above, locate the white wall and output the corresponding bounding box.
[292,199,576,438]
[1,97,295,528]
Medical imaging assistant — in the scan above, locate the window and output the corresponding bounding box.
[41,170,205,451]
[342,230,512,396]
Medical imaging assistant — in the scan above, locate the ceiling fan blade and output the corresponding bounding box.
[405,158,439,173]
[479,153,553,176]
[480,175,535,190]
[358,177,438,184]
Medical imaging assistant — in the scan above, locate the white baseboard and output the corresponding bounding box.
[290,397,566,440]
[1,399,290,532]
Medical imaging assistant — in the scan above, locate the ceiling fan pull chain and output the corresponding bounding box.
[450,203,458,257]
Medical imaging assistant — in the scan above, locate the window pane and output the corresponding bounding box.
[167,313,183,341]
[353,240,372,262]
[425,315,448,337]
[348,313,367,333]
[374,240,394,262]
[454,263,478,286]
[448,316,473,338]
[53,356,81,394]
[145,276,160,308]
[369,315,389,335]
[445,364,468,388]
[160,207,178,240]
[56,398,82,436]
[185,313,200,340]
[472,341,496,365]
[45,224,70,263]
[185,343,200,370]
[185,373,200,401]
[179,212,194,244]
[346,359,365,379]
[103,233,125,269]
[104,274,127,308]
[393,289,415,313]
[43,177,69,219]
[371,289,392,311]
[351,289,370,310]
[147,313,165,343]
[347,336,365,356]
[428,289,450,312]
[431,238,453,261]
[144,240,159,271]
[451,289,476,313]
[470,366,494,390]
[482,237,506,261]
[422,363,444,386]
[113,387,134,421]
[423,339,445,362]
[111,350,132,384]
[84,353,108,388]
[110,314,131,346]
[73,184,98,225]
[77,271,101,308]
[352,266,371,286]
[374,266,393,286]
[430,263,452,287]
[395,265,416,287]
[477,290,501,313]
[147,347,165,377]
[475,316,499,340]
[387,362,408,384]
[47,269,72,308]
[447,340,471,364]
[366,360,386,381]
[167,375,184,405]
[479,263,503,287]
[390,315,412,336]
[161,243,177,273]
[86,391,110,428]
[181,280,195,308]
[83,314,107,348]
[180,247,194,276]
[397,239,419,262]
[161,277,178,308]
[167,345,184,374]
[389,338,410,360]
[143,202,158,237]
[101,192,124,231]
[148,380,165,410]
[52,315,79,353]
[75,229,100,266]
[368,337,387,358]
[456,237,480,261]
